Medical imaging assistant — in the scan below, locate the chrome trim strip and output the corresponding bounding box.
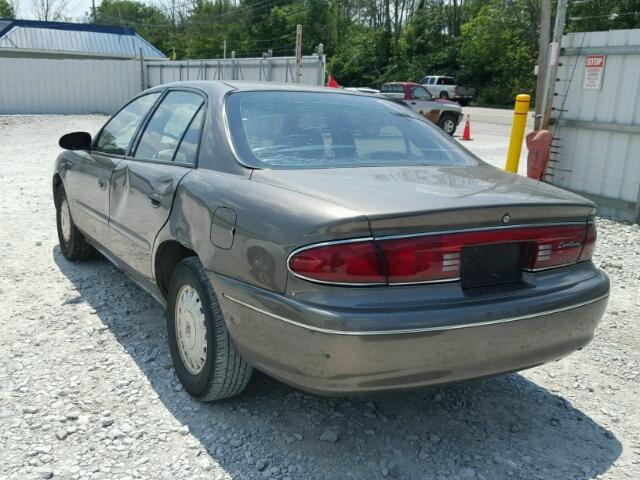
[222,293,609,336]
[373,221,587,241]
[286,221,590,287]
[221,94,245,167]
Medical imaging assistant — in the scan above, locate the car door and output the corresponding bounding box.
[65,93,161,244]
[408,85,441,123]
[108,89,206,279]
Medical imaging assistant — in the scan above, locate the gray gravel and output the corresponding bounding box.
[1,115,639,480]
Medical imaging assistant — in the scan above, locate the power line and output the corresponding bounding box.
[223,33,295,44]
[155,0,295,24]
[569,12,640,21]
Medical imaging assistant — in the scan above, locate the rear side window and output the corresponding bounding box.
[134,91,204,162]
[174,107,204,165]
[95,93,160,155]
[381,84,404,94]
[226,91,476,170]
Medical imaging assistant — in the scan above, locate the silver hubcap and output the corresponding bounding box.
[175,285,208,375]
[60,198,72,242]
[444,120,455,133]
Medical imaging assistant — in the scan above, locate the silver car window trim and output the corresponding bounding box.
[286,221,592,286]
[221,91,246,169]
[130,87,208,167]
[221,293,609,336]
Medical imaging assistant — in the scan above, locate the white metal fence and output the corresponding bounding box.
[0,54,325,115]
[146,55,325,87]
[550,29,640,223]
[0,58,142,115]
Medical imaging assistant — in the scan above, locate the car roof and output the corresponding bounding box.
[382,82,421,87]
[145,80,371,97]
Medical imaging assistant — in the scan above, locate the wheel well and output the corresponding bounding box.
[53,174,63,205]
[155,241,197,296]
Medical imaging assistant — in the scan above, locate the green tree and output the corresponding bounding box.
[93,0,174,55]
[459,0,538,105]
[0,0,15,18]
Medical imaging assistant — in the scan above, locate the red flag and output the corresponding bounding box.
[326,74,340,88]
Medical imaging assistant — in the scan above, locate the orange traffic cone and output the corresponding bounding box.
[460,113,472,141]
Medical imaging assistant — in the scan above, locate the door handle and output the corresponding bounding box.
[148,194,161,208]
[410,102,416,105]
[97,178,108,190]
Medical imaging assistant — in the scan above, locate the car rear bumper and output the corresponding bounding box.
[209,264,609,395]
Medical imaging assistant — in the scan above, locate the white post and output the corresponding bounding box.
[294,24,302,83]
[534,0,551,130]
[541,0,569,130]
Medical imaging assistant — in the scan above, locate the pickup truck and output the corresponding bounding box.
[379,82,462,135]
[419,76,475,105]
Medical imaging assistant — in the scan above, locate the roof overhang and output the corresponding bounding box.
[0,47,166,60]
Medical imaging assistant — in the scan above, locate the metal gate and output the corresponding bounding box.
[549,29,640,223]
[145,54,326,88]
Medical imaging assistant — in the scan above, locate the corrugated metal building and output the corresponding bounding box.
[0,19,166,114]
[550,29,640,223]
[0,19,166,59]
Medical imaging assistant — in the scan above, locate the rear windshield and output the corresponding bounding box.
[225,91,477,170]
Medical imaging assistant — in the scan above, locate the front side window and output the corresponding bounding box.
[134,91,204,162]
[95,93,160,155]
[411,86,432,100]
[226,91,477,170]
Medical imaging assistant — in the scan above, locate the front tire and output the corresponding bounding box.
[438,113,458,135]
[167,257,252,401]
[55,184,95,261]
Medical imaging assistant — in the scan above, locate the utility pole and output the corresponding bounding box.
[223,39,227,60]
[541,0,569,130]
[534,0,551,130]
[91,0,96,22]
[294,24,302,83]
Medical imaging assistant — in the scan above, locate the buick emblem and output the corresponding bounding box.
[502,213,511,224]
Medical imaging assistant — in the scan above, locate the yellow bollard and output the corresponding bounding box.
[505,94,531,173]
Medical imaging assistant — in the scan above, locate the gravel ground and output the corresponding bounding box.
[1,115,639,480]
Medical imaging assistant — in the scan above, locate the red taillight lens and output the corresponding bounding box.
[288,240,386,284]
[377,235,461,283]
[578,222,597,262]
[288,223,597,285]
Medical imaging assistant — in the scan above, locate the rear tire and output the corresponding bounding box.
[167,257,252,401]
[55,184,95,261]
[439,91,449,100]
[438,113,458,135]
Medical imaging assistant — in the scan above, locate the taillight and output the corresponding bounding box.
[377,235,461,283]
[288,223,597,285]
[287,240,386,284]
[578,222,597,262]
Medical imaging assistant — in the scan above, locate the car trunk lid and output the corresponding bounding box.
[252,164,596,237]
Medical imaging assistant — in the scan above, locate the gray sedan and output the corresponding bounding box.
[53,81,609,401]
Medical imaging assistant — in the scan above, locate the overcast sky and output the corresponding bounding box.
[14,0,91,21]
[14,0,137,22]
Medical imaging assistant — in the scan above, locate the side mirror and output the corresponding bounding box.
[59,132,92,151]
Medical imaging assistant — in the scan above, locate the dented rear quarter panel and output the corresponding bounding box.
[153,168,371,294]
